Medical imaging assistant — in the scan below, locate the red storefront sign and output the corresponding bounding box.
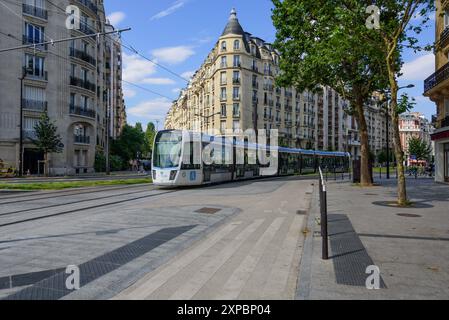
[431,129,449,141]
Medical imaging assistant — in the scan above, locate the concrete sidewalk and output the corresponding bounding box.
[297,177,449,299]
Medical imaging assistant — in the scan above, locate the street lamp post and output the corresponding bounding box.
[18,67,30,177]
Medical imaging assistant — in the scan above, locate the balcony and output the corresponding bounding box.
[220,63,227,69]
[252,66,259,72]
[23,36,47,50]
[76,0,98,14]
[424,61,449,94]
[438,27,449,50]
[26,70,48,81]
[233,95,241,101]
[22,99,47,111]
[70,76,96,92]
[232,78,241,85]
[434,116,449,129]
[70,48,96,66]
[220,80,227,86]
[70,104,96,118]
[78,23,96,36]
[74,135,90,144]
[22,4,47,20]
[252,81,259,89]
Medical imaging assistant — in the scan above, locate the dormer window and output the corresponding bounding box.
[221,41,227,51]
[234,40,240,50]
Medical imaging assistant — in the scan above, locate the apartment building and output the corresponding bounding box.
[164,9,353,151]
[423,0,449,182]
[0,0,125,175]
[399,112,433,165]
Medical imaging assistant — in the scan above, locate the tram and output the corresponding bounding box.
[151,130,350,187]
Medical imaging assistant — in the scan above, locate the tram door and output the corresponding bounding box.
[202,142,211,182]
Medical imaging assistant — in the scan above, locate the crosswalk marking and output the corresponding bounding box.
[168,219,265,300]
[115,221,242,300]
[215,217,285,300]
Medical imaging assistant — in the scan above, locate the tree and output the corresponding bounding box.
[144,122,157,158]
[365,0,435,205]
[31,111,63,176]
[111,124,145,163]
[408,136,432,162]
[271,0,388,187]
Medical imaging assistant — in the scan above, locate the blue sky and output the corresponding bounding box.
[104,0,435,129]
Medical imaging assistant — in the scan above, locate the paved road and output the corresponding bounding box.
[0,176,314,300]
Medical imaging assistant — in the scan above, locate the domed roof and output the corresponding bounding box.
[221,8,245,36]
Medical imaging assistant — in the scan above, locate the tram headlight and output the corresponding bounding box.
[169,170,177,181]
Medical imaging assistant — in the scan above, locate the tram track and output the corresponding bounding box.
[0,183,152,204]
[0,186,156,217]
[0,189,179,228]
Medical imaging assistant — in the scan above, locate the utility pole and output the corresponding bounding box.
[106,89,110,176]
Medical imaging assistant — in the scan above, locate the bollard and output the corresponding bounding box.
[321,183,329,260]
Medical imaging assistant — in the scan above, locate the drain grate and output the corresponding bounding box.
[195,207,222,214]
[397,213,422,218]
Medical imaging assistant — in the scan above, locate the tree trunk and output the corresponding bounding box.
[387,71,408,206]
[354,98,372,187]
[390,109,407,205]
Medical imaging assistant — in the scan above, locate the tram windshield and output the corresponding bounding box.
[153,131,183,169]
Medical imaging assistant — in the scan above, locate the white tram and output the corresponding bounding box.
[151,130,350,187]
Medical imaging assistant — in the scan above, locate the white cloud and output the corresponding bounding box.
[122,52,157,83]
[151,46,195,65]
[181,70,195,80]
[107,12,126,26]
[400,54,434,81]
[150,0,186,21]
[141,78,176,85]
[123,87,136,98]
[127,98,173,120]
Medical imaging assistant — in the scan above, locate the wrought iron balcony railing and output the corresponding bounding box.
[70,76,96,92]
[70,48,96,66]
[424,61,449,93]
[70,104,96,118]
[74,135,90,144]
[22,99,47,111]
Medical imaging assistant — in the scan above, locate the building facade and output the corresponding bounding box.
[423,0,449,182]
[0,0,125,175]
[165,9,392,158]
[399,112,433,165]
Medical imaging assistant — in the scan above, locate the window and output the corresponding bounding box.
[220,87,227,100]
[220,71,227,85]
[70,64,76,77]
[25,54,44,78]
[233,121,240,131]
[221,104,227,117]
[221,41,227,51]
[233,55,240,67]
[24,85,45,102]
[24,22,44,43]
[81,68,88,82]
[233,87,240,100]
[233,71,240,84]
[24,116,39,132]
[70,93,76,106]
[81,95,89,110]
[445,10,449,28]
[74,124,86,137]
[220,121,226,133]
[445,98,449,116]
[233,103,240,117]
[221,56,227,68]
[234,40,240,50]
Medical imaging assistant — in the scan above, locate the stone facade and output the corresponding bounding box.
[0,0,125,175]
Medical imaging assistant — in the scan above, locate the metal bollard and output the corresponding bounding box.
[321,183,329,260]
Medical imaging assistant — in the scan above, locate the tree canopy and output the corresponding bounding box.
[408,136,432,161]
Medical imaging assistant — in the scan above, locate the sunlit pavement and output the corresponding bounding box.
[298,177,449,300]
